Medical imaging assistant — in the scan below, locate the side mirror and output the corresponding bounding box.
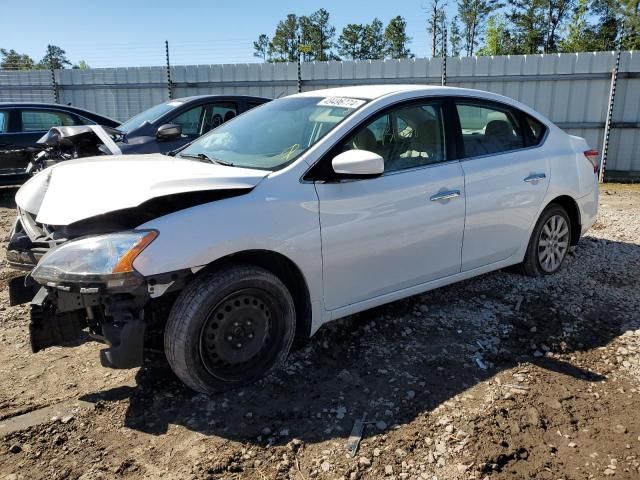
[156,124,182,140]
[332,149,384,178]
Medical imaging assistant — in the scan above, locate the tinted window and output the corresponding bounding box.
[118,101,184,134]
[456,103,525,157]
[525,114,546,145]
[341,103,446,173]
[202,102,238,133]
[171,105,205,138]
[21,110,77,132]
[0,111,6,133]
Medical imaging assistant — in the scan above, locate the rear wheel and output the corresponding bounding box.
[521,205,571,277]
[164,265,296,394]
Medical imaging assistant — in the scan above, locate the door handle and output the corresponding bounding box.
[524,173,546,183]
[430,190,461,202]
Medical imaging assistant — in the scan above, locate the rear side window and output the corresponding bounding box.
[456,103,525,157]
[0,111,6,133]
[525,114,546,146]
[21,110,77,132]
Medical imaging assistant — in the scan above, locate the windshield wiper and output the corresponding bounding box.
[179,152,233,166]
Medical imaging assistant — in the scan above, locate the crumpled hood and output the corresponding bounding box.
[15,154,268,225]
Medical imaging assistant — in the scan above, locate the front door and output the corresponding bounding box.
[315,101,466,310]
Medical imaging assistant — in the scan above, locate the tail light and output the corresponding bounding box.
[584,150,599,175]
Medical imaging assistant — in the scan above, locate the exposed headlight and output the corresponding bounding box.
[31,230,157,290]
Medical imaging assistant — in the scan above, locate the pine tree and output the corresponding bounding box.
[506,0,547,54]
[253,34,270,62]
[426,0,447,57]
[308,9,336,61]
[543,0,574,53]
[269,14,299,62]
[363,18,387,59]
[0,48,35,70]
[559,0,600,52]
[457,0,504,56]
[38,45,71,70]
[591,0,620,51]
[477,15,516,55]
[618,0,640,50]
[338,24,366,60]
[449,17,463,56]
[384,16,414,59]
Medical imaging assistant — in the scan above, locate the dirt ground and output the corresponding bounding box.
[0,184,639,480]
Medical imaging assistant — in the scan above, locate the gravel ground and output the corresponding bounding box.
[0,184,639,480]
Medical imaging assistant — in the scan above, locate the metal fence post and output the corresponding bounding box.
[50,65,59,103]
[165,40,173,100]
[600,23,624,183]
[441,26,448,87]
[297,35,302,93]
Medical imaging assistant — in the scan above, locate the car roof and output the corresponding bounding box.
[292,84,509,102]
[169,95,270,103]
[0,102,119,124]
[291,84,550,125]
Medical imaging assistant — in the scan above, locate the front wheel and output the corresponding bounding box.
[164,265,296,394]
[521,204,572,277]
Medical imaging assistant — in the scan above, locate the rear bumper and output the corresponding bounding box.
[577,186,599,235]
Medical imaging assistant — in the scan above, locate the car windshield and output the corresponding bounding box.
[179,96,368,170]
[118,101,184,134]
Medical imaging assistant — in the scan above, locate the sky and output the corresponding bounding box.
[1,0,459,68]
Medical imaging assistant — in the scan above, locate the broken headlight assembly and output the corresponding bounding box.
[31,230,157,291]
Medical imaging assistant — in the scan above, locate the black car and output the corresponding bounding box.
[0,103,120,185]
[0,96,270,186]
[114,95,269,155]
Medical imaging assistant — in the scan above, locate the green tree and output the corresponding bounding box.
[426,0,447,57]
[307,8,336,61]
[384,16,414,58]
[38,44,71,70]
[592,0,620,51]
[457,0,504,56]
[618,0,640,50]
[363,18,387,59]
[269,14,299,62]
[506,0,547,54]
[477,15,516,55]
[253,34,270,61]
[338,24,366,59]
[72,60,90,69]
[449,17,463,56]
[543,0,574,53]
[559,0,600,52]
[0,48,35,70]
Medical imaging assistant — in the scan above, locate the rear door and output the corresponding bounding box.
[455,99,550,271]
[6,108,84,174]
[315,100,465,310]
[0,109,24,175]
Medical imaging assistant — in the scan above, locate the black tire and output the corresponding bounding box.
[521,204,572,277]
[164,265,296,394]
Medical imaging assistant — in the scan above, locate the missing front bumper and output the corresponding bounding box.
[28,287,147,369]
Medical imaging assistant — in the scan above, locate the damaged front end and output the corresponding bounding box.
[9,229,192,369]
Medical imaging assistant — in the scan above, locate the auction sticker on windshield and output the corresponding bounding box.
[317,97,366,109]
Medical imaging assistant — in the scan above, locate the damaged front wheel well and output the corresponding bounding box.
[197,250,312,345]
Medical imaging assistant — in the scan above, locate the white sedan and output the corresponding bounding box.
[9,85,599,393]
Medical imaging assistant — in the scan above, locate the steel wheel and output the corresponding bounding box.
[537,214,570,273]
[199,288,279,382]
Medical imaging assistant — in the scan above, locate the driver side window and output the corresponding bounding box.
[171,106,206,138]
[341,103,446,173]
